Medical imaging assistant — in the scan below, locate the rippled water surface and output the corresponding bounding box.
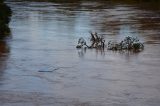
[0,0,160,106]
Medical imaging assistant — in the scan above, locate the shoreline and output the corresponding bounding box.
[0,0,12,38]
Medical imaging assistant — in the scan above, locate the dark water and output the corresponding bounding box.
[0,0,160,106]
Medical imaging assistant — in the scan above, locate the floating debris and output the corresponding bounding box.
[38,70,53,72]
[38,67,60,72]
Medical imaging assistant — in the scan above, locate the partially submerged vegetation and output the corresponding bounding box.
[76,32,105,49]
[76,32,144,52]
[108,36,144,51]
[0,0,12,38]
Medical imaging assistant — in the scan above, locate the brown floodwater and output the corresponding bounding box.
[0,0,160,106]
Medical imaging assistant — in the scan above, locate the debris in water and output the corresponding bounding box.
[38,68,60,72]
[38,70,53,72]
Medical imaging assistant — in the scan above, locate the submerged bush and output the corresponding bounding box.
[76,32,105,49]
[108,36,144,51]
[76,33,144,52]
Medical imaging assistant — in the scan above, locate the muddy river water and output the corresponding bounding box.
[0,0,160,106]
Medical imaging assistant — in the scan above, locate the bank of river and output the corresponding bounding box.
[0,0,160,106]
[0,0,11,37]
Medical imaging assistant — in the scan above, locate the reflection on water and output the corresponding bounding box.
[0,40,10,82]
[0,41,10,55]
[77,48,106,58]
[0,0,160,105]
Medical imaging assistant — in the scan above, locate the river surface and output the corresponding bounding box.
[0,0,160,106]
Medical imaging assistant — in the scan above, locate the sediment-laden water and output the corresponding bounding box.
[0,0,160,106]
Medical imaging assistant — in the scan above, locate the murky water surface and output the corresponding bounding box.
[0,0,160,106]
